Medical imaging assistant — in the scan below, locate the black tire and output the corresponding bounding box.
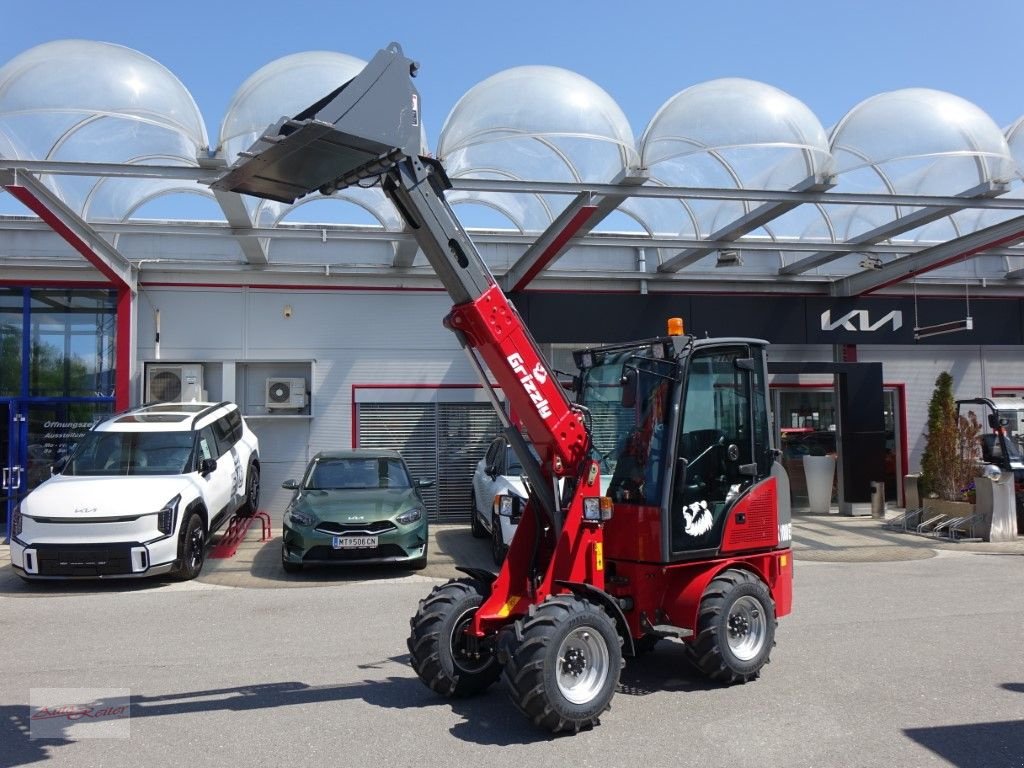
[502,595,623,733]
[407,579,500,697]
[239,462,260,518]
[281,547,303,574]
[173,512,206,581]
[490,514,507,566]
[689,568,776,684]
[407,543,428,571]
[470,492,487,538]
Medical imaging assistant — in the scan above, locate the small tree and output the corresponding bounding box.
[920,372,982,500]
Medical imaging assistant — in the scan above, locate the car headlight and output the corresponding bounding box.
[12,505,22,537]
[396,507,423,525]
[286,506,318,528]
[157,494,180,535]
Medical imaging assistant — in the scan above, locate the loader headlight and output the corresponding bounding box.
[583,496,613,522]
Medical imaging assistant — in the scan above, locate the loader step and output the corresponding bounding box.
[649,624,694,640]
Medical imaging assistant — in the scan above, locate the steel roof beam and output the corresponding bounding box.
[7,157,1024,211]
[830,214,1024,296]
[392,233,420,267]
[0,169,135,291]
[658,175,834,273]
[199,156,269,266]
[499,169,648,292]
[780,180,1009,276]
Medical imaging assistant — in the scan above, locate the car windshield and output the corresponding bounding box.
[64,431,194,476]
[305,457,411,490]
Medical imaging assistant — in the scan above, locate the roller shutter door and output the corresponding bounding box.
[357,402,501,522]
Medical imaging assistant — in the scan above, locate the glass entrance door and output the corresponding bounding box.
[775,386,903,507]
[3,401,26,541]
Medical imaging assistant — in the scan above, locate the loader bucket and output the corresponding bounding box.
[212,42,422,204]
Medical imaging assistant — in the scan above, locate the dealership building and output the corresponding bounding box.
[2,40,1023,533]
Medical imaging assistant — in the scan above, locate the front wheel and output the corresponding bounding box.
[490,514,507,566]
[407,579,500,697]
[470,493,486,538]
[502,595,622,733]
[172,512,206,581]
[689,568,776,684]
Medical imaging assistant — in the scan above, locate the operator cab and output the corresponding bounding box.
[574,330,775,562]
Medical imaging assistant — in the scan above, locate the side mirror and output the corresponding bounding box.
[200,457,217,476]
[281,479,299,490]
[485,464,498,477]
[989,414,1000,430]
[417,478,434,489]
[50,455,69,476]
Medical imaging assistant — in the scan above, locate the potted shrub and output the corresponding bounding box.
[920,372,981,514]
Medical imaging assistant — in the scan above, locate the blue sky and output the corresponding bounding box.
[3,0,1023,146]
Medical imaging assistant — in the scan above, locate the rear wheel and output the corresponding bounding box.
[407,579,500,697]
[502,595,622,733]
[172,512,206,581]
[470,492,487,538]
[690,568,776,683]
[239,463,260,518]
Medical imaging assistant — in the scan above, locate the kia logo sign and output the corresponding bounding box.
[820,309,903,333]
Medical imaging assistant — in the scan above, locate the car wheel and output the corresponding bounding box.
[470,492,487,538]
[689,568,776,684]
[172,512,206,581]
[407,543,428,571]
[282,546,303,574]
[490,514,507,566]
[239,462,260,518]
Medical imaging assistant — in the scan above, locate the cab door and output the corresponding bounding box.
[669,344,771,557]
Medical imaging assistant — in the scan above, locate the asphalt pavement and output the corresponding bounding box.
[1,515,1023,767]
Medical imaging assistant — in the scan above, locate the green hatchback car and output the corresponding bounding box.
[280,450,431,572]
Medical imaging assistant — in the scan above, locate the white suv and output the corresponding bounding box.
[10,402,260,581]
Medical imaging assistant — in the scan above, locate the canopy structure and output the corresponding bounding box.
[1,39,1023,296]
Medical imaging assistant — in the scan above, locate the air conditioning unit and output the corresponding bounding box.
[146,364,205,403]
[266,377,306,410]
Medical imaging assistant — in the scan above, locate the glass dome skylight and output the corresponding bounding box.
[0,40,209,221]
[634,78,833,252]
[801,88,1017,276]
[438,66,638,232]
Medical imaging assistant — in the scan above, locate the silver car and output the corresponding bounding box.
[470,436,529,565]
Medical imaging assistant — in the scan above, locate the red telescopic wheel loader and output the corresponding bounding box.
[214,42,793,734]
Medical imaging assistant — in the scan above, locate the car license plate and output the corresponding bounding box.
[332,535,377,549]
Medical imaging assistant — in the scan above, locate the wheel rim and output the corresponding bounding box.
[727,595,767,661]
[449,607,492,675]
[556,626,610,705]
[188,524,204,571]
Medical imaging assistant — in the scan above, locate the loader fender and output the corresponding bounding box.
[554,579,635,657]
[456,567,497,589]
